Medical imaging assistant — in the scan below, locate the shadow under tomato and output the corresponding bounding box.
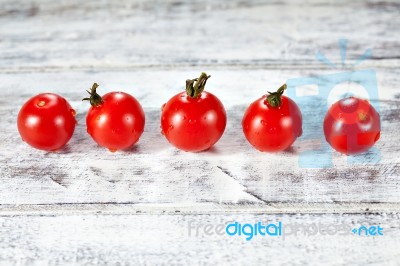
[48,144,72,154]
[121,144,140,154]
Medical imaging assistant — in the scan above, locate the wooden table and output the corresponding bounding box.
[1,0,399,265]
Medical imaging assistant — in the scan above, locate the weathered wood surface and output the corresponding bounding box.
[0,213,399,265]
[1,70,399,210]
[0,0,399,72]
[0,0,400,265]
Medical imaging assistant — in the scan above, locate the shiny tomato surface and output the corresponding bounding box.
[161,91,226,152]
[242,95,302,152]
[324,97,380,155]
[17,93,76,151]
[86,92,145,152]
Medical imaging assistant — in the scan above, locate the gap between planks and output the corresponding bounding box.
[0,202,399,216]
[0,60,399,74]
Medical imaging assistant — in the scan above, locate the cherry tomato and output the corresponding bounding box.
[17,93,76,151]
[84,83,145,152]
[242,84,303,152]
[161,73,226,152]
[323,96,380,155]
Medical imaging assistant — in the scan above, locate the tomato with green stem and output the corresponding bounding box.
[161,72,227,152]
[83,83,145,152]
[242,84,303,152]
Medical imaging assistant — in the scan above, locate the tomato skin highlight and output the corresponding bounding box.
[17,93,76,151]
[161,91,226,152]
[323,97,380,155]
[242,95,302,152]
[86,92,145,151]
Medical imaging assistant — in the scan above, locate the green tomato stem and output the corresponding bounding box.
[266,84,287,108]
[83,83,104,107]
[185,72,211,98]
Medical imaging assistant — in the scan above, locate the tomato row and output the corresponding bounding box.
[17,72,381,155]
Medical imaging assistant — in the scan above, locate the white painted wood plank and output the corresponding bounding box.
[0,0,399,72]
[0,213,399,265]
[0,69,399,105]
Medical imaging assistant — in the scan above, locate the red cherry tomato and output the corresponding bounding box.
[17,93,76,151]
[161,73,226,152]
[324,96,380,155]
[84,83,145,152]
[242,84,302,152]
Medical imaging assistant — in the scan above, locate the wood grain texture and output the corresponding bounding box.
[1,203,400,216]
[0,0,400,264]
[0,71,399,209]
[0,213,399,265]
[0,0,399,72]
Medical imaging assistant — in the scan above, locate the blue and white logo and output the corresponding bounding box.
[286,39,381,168]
